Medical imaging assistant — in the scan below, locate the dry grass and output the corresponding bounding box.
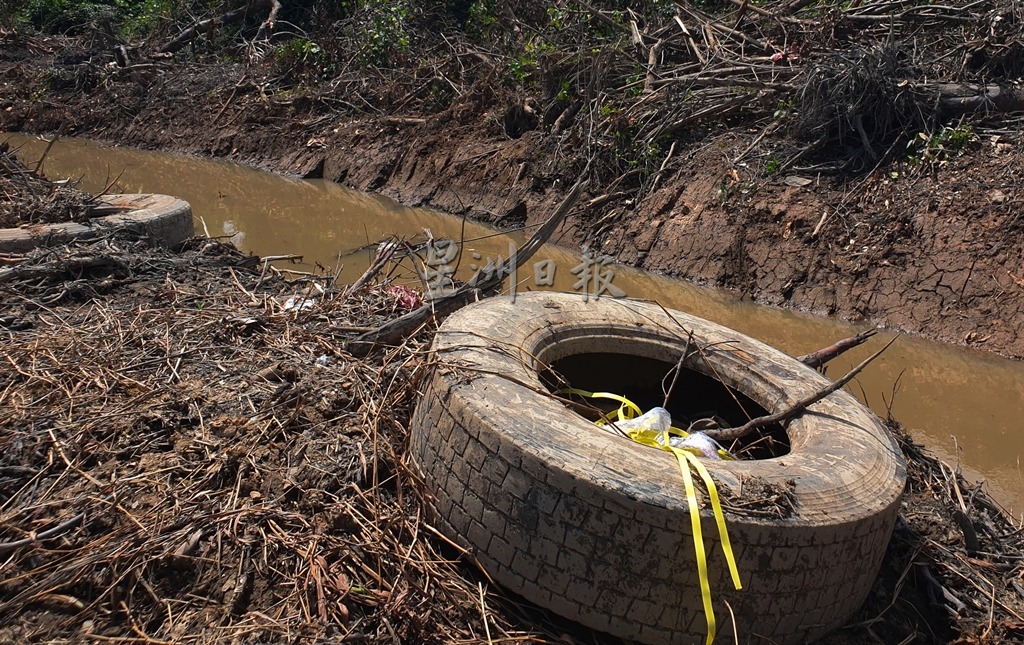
[1,231,1022,644]
[0,235,554,644]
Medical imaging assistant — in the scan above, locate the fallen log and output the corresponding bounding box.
[926,83,1024,117]
[798,328,877,368]
[0,255,129,286]
[157,0,273,55]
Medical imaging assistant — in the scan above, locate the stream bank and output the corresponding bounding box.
[3,0,1024,358]
[7,96,1024,359]
[7,132,1024,517]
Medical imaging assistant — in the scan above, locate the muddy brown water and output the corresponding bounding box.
[7,133,1023,516]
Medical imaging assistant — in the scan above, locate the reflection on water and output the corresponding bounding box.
[6,133,1023,516]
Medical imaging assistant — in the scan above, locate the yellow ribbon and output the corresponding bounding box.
[560,388,742,645]
[560,387,643,425]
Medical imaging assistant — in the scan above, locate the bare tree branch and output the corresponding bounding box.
[706,335,899,443]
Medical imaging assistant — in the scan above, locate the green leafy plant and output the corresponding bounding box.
[641,0,676,16]
[467,0,496,30]
[600,104,663,172]
[546,5,565,30]
[773,99,795,120]
[934,124,976,150]
[508,57,528,83]
[19,0,170,36]
[506,37,552,85]
[624,71,644,98]
[274,38,333,82]
[121,0,172,37]
[22,0,111,33]
[357,0,413,66]
[909,124,977,167]
[555,80,572,103]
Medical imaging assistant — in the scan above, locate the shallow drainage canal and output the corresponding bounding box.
[6,133,1023,516]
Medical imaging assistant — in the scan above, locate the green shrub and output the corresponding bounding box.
[357,0,413,66]
[908,124,977,166]
[121,0,172,37]
[273,37,334,84]
[19,0,171,37]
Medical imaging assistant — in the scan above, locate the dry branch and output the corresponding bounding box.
[346,179,587,356]
[0,512,86,556]
[344,239,398,296]
[798,329,878,368]
[252,0,281,42]
[158,0,272,55]
[706,335,898,442]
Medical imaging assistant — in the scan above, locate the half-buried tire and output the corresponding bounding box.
[409,292,905,645]
[0,194,193,253]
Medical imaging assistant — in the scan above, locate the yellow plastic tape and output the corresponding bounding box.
[561,388,733,459]
[560,388,742,645]
[560,387,642,424]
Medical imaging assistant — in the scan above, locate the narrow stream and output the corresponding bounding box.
[7,133,1023,516]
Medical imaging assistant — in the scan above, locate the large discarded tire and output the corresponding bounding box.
[409,292,906,645]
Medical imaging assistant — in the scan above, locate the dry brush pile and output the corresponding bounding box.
[0,139,93,228]
[12,0,1023,192]
[0,236,553,644]
[162,0,1024,185]
[0,230,1022,644]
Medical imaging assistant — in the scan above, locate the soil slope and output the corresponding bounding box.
[2,3,1024,358]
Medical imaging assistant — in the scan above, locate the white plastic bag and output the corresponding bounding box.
[612,406,672,433]
[669,432,723,460]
